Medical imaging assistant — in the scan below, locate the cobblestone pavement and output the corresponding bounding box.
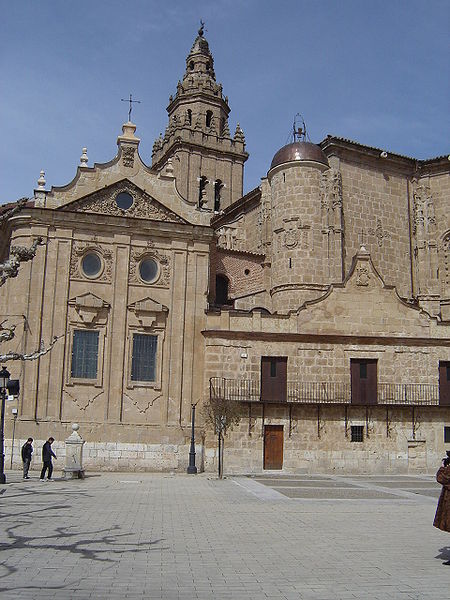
[0,471,449,599]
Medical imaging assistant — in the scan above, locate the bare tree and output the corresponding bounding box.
[202,395,242,478]
[0,197,29,224]
[0,198,44,288]
[0,199,59,363]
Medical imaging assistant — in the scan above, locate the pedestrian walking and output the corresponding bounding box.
[21,438,33,479]
[433,451,450,535]
[40,437,57,481]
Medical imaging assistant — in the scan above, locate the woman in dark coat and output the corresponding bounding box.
[433,457,450,533]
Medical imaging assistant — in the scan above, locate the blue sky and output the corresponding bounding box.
[1,0,449,203]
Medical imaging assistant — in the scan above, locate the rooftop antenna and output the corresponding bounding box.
[293,113,307,142]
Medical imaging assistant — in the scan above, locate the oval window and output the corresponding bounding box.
[81,253,102,278]
[139,258,159,283]
[116,192,134,210]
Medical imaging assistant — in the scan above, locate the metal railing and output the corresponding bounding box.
[209,378,441,406]
[377,383,439,405]
[287,381,350,404]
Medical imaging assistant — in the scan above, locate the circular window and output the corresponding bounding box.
[115,192,134,210]
[244,268,250,276]
[81,252,102,278]
[139,258,159,283]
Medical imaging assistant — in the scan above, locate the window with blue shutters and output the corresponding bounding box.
[131,334,157,382]
[71,330,99,379]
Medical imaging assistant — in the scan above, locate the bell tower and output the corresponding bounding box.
[151,24,248,211]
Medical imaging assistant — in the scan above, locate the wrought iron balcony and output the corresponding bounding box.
[209,378,441,406]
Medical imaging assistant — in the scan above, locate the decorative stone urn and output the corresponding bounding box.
[63,423,85,479]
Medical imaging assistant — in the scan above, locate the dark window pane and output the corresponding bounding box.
[351,425,364,442]
[270,359,277,378]
[447,366,450,382]
[71,330,99,379]
[116,192,133,210]
[81,253,102,278]
[444,427,450,443]
[131,334,157,382]
[139,259,158,283]
[360,362,367,379]
[215,275,229,305]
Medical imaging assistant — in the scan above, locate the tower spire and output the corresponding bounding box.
[151,27,248,210]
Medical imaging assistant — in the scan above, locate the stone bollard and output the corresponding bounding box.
[63,423,85,479]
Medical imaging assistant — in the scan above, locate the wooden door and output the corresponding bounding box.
[439,361,450,406]
[351,359,377,404]
[264,425,284,470]
[261,357,287,402]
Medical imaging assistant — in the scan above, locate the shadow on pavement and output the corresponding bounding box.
[435,546,450,565]
[0,483,167,594]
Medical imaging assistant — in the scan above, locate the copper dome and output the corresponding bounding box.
[270,142,329,170]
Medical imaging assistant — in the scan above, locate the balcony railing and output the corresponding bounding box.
[377,383,439,405]
[209,378,441,406]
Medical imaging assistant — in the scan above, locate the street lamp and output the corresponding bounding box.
[0,365,11,484]
[187,403,198,474]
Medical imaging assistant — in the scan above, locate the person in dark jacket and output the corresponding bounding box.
[40,437,57,481]
[21,438,33,479]
[433,453,450,534]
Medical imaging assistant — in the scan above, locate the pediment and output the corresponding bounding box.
[68,293,110,324]
[69,292,109,308]
[128,297,168,313]
[297,247,436,337]
[128,296,168,329]
[60,180,187,224]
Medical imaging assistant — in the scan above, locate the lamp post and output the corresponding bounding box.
[0,365,11,484]
[187,403,198,474]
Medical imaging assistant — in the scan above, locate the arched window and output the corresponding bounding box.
[187,109,192,125]
[214,180,223,212]
[198,176,208,208]
[189,61,194,71]
[215,274,231,305]
[206,110,213,128]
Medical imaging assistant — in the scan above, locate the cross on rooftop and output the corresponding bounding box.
[121,94,141,122]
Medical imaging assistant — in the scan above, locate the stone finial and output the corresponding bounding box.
[63,422,85,479]
[117,121,140,149]
[37,170,46,189]
[234,123,245,143]
[79,148,88,167]
[358,245,370,256]
[121,121,138,140]
[165,158,174,177]
[208,116,217,135]
[194,114,203,131]
[221,119,230,138]
[163,125,170,142]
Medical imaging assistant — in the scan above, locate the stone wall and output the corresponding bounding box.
[338,159,412,297]
[5,437,204,473]
[202,404,450,475]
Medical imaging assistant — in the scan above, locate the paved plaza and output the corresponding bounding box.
[0,470,449,599]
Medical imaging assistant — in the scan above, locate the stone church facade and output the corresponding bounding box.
[1,28,449,474]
